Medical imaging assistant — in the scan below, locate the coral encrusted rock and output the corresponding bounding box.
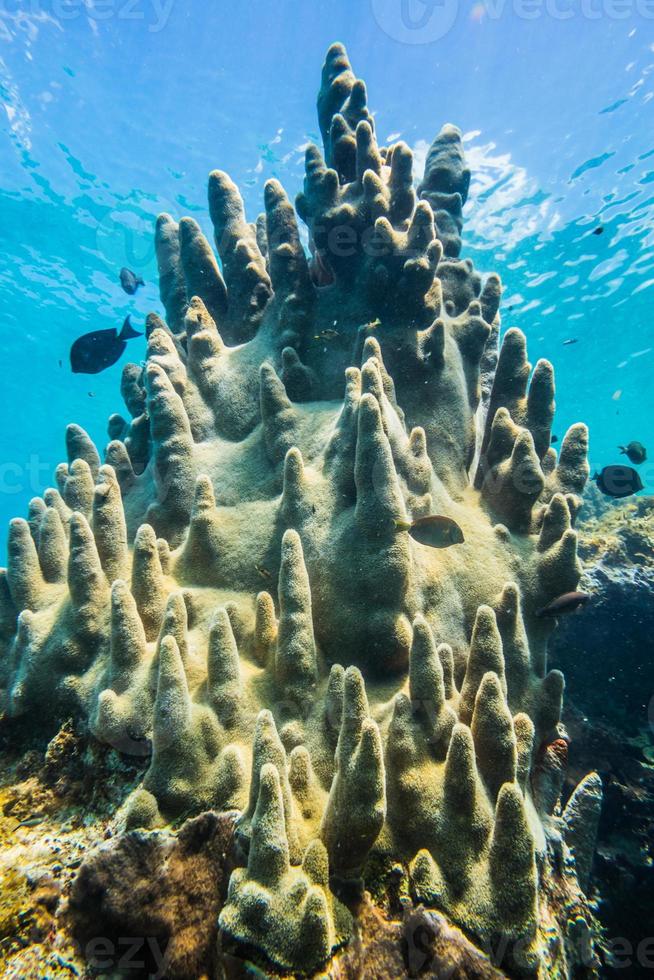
[69,810,237,979]
[0,42,603,977]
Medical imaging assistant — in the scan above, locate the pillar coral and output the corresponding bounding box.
[0,43,601,978]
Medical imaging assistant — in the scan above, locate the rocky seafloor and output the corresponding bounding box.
[1,496,651,979]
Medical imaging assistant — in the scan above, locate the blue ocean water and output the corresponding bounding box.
[0,0,652,557]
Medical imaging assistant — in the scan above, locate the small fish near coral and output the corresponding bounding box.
[394,515,465,548]
[536,591,590,618]
[593,465,644,498]
[314,328,341,342]
[12,814,46,831]
[119,267,145,295]
[619,441,647,465]
[70,316,143,374]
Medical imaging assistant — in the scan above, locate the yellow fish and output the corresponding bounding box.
[394,515,465,549]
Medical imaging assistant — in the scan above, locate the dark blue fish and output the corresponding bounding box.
[619,441,647,465]
[120,267,145,295]
[537,591,590,618]
[70,317,142,375]
[395,515,465,548]
[592,226,604,236]
[593,465,644,498]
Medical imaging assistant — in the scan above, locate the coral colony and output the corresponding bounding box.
[0,44,603,977]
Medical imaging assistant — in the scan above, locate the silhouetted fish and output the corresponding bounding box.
[395,515,464,548]
[536,592,590,618]
[619,441,647,465]
[70,316,142,375]
[592,226,604,235]
[120,267,145,295]
[593,465,644,498]
[551,434,559,444]
[563,338,578,346]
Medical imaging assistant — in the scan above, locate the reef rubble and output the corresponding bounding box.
[0,42,609,978]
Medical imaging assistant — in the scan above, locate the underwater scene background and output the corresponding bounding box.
[0,2,653,979]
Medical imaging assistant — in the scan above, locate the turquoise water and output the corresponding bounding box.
[0,1,653,553]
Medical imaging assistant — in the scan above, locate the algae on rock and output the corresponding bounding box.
[0,42,603,977]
